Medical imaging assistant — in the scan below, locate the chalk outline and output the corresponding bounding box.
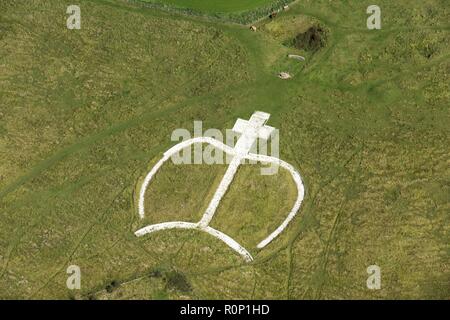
[135,136,305,262]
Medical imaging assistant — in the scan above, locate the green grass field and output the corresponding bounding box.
[0,0,449,299]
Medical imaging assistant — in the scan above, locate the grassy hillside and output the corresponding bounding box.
[0,0,448,299]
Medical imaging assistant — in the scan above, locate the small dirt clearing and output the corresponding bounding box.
[288,54,305,61]
[278,72,292,79]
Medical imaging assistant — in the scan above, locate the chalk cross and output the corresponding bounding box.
[198,112,275,228]
[135,111,305,262]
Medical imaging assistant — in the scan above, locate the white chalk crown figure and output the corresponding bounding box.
[135,111,305,262]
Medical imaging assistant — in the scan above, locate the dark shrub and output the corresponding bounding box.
[105,280,120,293]
[164,270,192,293]
[293,26,327,52]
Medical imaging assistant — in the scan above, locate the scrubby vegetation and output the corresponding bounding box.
[290,25,327,51]
[164,270,192,293]
[134,0,294,24]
